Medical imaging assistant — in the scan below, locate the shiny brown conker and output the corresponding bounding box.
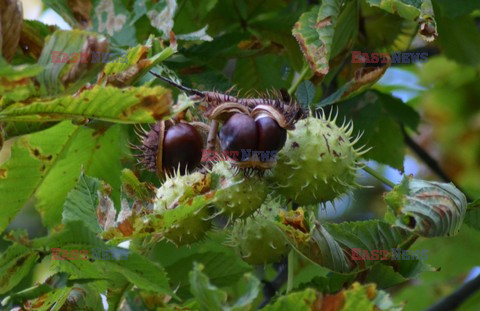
[218,112,288,166]
[219,113,258,156]
[162,123,203,175]
[255,116,287,152]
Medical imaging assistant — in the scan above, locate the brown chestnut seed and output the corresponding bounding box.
[255,116,287,154]
[162,123,203,175]
[219,113,258,161]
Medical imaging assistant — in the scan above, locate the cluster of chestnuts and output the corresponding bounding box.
[134,99,300,175]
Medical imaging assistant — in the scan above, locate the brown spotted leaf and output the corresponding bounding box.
[0,122,128,230]
[263,283,401,310]
[0,244,39,294]
[102,44,176,87]
[0,85,172,123]
[292,1,342,78]
[385,176,468,237]
[318,60,390,108]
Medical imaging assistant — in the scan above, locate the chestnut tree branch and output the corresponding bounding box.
[426,273,480,311]
[402,128,473,202]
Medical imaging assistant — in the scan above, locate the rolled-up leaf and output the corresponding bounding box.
[0,0,23,62]
[385,176,467,237]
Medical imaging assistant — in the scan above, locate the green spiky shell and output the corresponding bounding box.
[270,115,363,206]
[154,172,212,245]
[211,161,267,219]
[229,202,289,265]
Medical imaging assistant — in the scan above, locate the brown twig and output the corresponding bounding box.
[149,71,305,121]
[402,127,473,202]
[207,120,219,152]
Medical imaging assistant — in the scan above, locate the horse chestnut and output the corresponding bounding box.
[219,113,258,156]
[218,113,287,166]
[163,123,203,175]
[255,116,287,152]
[133,121,204,176]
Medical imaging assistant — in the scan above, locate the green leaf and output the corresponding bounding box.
[0,122,128,231]
[33,221,172,296]
[311,222,351,273]
[0,58,43,80]
[297,272,355,293]
[435,0,480,18]
[62,172,103,233]
[324,220,412,253]
[165,249,252,298]
[1,273,70,309]
[381,94,420,131]
[108,251,172,295]
[433,1,480,66]
[232,54,293,92]
[364,0,422,19]
[385,176,468,237]
[393,225,480,309]
[278,220,352,274]
[264,284,401,310]
[0,85,172,123]
[2,122,58,140]
[295,80,316,106]
[359,3,418,52]
[330,0,359,59]
[0,244,39,294]
[365,261,435,289]
[464,199,480,231]
[364,0,437,41]
[262,288,318,310]
[0,58,42,107]
[189,263,227,311]
[189,263,260,311]
[292,1,342,78]
[335,90,407,171]
[279,217,418,275]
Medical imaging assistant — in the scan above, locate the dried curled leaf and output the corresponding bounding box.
[67,0,93,28]
[0,0,23,62]
[385,176,468,237]
[62,36,109,87]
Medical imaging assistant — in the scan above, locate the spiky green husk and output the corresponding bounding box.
[154,172,212,245]
[229,203,289,265]
[162,207,212,245]
[270,114,365,206]
[211,161,267,220]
